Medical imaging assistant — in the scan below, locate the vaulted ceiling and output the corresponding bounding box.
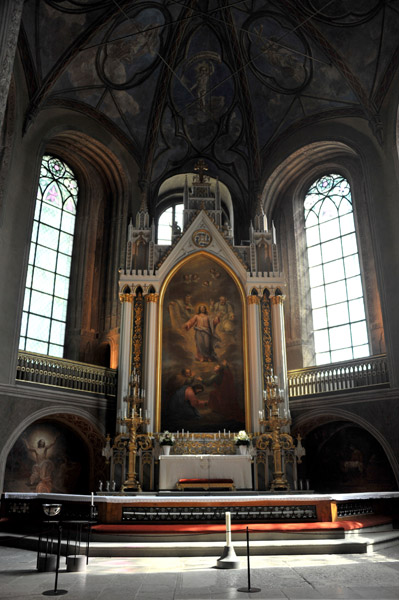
[19,0,399,219]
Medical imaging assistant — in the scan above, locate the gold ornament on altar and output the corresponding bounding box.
[258,371,294,491]
[118,370,150,492]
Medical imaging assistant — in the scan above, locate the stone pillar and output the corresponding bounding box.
[247,295,263,433]
[270,295,289,417]
[0,0,24,135]
[117,293,133,431]
[144,293,159,433]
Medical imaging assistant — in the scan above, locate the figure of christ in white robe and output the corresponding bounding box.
[184,304,220,362]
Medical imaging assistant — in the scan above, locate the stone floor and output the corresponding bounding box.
[0,543,398,600]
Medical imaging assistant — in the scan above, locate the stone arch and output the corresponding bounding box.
[11,105,142,370]
[292,408,399,489]
[156,172,235,235]
[261,141,384,369]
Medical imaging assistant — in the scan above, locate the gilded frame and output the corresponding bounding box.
[156,251,250,432]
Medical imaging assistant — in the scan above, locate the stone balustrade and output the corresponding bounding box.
[16,350,117,396]
[288,354,389,398]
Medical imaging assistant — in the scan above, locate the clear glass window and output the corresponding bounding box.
[19,155,78,356]
[304,174,369,365]
[157,204,184,244]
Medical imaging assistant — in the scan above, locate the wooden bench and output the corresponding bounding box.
[176,478,235,491]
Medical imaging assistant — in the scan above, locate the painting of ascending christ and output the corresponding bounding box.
[160,254,245,432]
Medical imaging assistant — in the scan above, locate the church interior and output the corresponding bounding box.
[0,0,399,584]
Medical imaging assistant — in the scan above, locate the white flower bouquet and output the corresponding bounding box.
[234,430,250,445]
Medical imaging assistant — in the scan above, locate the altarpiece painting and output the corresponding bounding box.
[160,254,246,433]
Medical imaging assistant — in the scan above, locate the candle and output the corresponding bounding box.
[225,511,231,546]
[182,428,184,436]
[91,492,94,506]
[139,408,142,418]
[223,428,226,436]
[228,430,230,438]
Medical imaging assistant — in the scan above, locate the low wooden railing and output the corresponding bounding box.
[288,354,389,398]
[16,351,117,396]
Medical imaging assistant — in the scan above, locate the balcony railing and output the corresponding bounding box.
[16,351,117,396]
[16,351,389,401]
[288,354,389,398]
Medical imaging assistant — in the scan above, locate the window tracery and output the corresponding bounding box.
[304,173,369,364]
[19,155,78,357]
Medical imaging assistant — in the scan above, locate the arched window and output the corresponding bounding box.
[19,155,78,357]
[304,174,369,365]
[157,203,183,244]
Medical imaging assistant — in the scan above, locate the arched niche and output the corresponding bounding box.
[3,417,94,494]
[157,252,249,433]
[299,420,397,494]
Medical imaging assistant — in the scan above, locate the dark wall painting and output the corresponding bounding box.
[303,421,397,493]
[4,420,89,494]
[160,254,246,433]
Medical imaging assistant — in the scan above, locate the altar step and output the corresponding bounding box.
[2,521,398,558]
[86,520,399,556]
[87,529,399,557]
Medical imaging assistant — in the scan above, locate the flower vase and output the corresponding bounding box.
[162,445,171,455]
[238,445,248,455]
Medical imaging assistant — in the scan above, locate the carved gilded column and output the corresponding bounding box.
[270,295,289,417]
[117,293,134,431]
[247,295,263,433]
[0,0,23,134]
[144,293,159,432]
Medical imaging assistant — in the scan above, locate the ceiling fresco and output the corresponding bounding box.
[19,0,399,215]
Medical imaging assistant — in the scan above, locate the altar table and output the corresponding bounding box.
[159,454,252,490]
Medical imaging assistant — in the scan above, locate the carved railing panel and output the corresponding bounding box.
[16,351,117,396]
[288,354,389,398]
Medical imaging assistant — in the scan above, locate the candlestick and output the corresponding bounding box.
[225,511,231,546]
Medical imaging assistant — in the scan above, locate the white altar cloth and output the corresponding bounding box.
[158,454,252,490]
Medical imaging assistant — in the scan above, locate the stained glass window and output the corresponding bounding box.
[19,155,78,357]
[157,203,183,244]
[304,174,369,365]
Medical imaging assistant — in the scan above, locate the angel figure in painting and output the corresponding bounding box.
[184,304,220,362]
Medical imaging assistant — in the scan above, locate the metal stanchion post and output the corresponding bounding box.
[43,524,68,596]
[237,527,260,593]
